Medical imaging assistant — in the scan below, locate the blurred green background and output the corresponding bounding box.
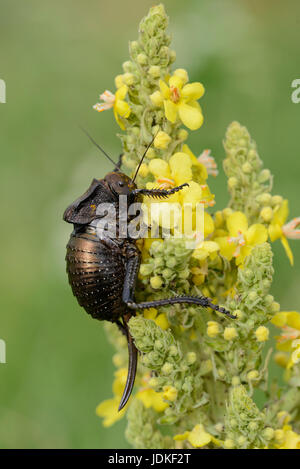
[0,0,299,448]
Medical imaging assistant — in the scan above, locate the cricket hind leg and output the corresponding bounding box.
[117,312,138,411]
[126,296,236,319]
[122,249,236,319]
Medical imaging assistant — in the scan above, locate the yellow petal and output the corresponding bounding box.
[215,236,236,261]
[155,313,170,330]
[286,311,300,331]
[169,152,193,185]
[180,181,202,208]
[276,340,293,352]
[273,199,289,226]
[245,224,268,246]
[226,212,248,236]
[137,389,168,412]
[164,99,178,123]
[114,99,131,118]
[271,312,288,328]
[182,144,208,181]
[195,211,215,238]
[115,84,128,101]
[148,159,171,179]
[193,241,219,261]
[268,223,282,242]
[113,107,125,130]
[96,398,125,427]
[159,79,170,99]
[143,308,158,320]
[187,424,212,448]
[181,82,205,101]
[281,426,300,449]
[174,431,190,441]
[178,102,204,130]
[173,68,189,84]
[281,236,294,266]
[169,75,183,89]
[236,245,252,266]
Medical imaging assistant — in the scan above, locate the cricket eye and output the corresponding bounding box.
[118,181,124,187]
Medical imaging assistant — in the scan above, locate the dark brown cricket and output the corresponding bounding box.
[63,132,235,410]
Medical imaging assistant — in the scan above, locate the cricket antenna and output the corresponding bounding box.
[79,126,119,168]
[132,131,158,183]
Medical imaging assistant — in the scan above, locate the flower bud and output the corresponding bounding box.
[178,129,188,141]
[224,327,238,341]
[186,352,196,365]
[114,74,124,88]
[247,370,259,380]
[255,326,269,342]
[122,72,135,86]
[256,193,272,205]
[258,169,271,183]
[228,177,238,189]
[242,162,252,174]
[161,362,173,375]
[150,276,163,289]
[149,65,161,78]
[150,90,164,106]
[154,131,171,149]
[207,321,220,338]
[260,206,273,222]
[224,439,235,449]
[137,53,147,65]
[271,195,283,206]
[173,68,189,84]
[262,427,275,440]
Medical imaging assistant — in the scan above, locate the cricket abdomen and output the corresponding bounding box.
[65,230,126,322]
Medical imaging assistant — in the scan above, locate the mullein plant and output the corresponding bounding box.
[93,5,300,449]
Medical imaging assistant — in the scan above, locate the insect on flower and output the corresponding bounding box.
[63,129,235,410]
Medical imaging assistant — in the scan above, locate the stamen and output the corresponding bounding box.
[198,149,219,177]
[282,217,300,240]
[170,85,180,103]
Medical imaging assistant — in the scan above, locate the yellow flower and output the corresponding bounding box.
[274,425,300,449]
[174,424,221,448]
[192,241,220,262]
[96,367,128,427]
[93,85,131,130]
[152,71,204,130]
[268,199,300,265]
[169,152,193,185]
[215,211,268,266]
[137,388,168,412]
[162,385,178,402]
[182,144,208,183]
[148,159,171,179]
[271,311,300,369]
